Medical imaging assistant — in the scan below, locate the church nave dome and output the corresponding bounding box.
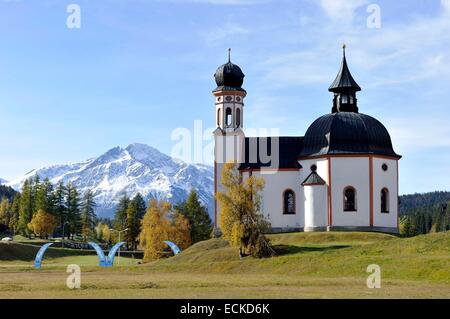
[299,112,401,158]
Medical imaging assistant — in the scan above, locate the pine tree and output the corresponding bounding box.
[80,190,96,241]
[132,193,147,220]
[400,216,416,237]
[415,212,426,234]
[122,193,147,249]
[442,203,450,231]
[113,194,129,231]
[30,176,40,214]
[217,163,273,258]
[18,179,34,237]
[54,181,67,236]
[35,178,55,214]
[426,213,433,233]
[175,189,212,243]
[433,213,444,233]
[66,183,81,239]
[124,201,140,250]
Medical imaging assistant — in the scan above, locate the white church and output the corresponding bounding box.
[213,47,401,234]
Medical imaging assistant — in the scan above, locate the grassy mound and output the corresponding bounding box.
[146,231,450,283]
[268,231,396,245]
[0,232,448,298]
[0,242,94,262]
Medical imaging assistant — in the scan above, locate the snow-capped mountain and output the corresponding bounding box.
[0,178,7,184]
[7,143,214,218]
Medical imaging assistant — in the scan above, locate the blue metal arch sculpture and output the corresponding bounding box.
[34,243,54,269]
[87,242,108,267]
[88,242,126,267]
[107,242,126,266]
[164,241,181,255]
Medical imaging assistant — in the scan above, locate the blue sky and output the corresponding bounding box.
[0,0,450,195]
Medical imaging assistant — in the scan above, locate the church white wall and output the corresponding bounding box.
[304,185,328,230]
[330,157,370,227]
[217,154,398,232]
[251,170,303,229]
[214,133,245,228]
[299,158,329,230]
[372,158,398,228]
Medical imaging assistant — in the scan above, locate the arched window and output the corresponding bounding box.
[344,187,357,212]
[283,189,296,215]
[381,188,389,213]
[236,108,241,127]
[225,108,232,127]
[217,108,221,126]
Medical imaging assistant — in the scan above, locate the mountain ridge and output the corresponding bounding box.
[6,143,214,218]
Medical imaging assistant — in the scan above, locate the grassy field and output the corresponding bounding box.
[0,231,449,298]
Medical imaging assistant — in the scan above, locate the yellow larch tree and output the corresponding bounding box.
[140,200,173,262]
[27,209,57,239]
[170,212,192,250]
[217,162,274,258]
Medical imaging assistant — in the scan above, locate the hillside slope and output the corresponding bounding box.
[0,242,94,262]
[400,191,450,214]
[147,232,450,283]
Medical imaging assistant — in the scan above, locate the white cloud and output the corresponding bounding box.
[262,51,335,86]
[318,0,367,22]
[259,2,450,89]
[387,116,450,154]
[441,0,450,12]
[201,22,250,43]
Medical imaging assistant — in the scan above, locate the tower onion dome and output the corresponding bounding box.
[298,112,401,158]
[213,49,246,93]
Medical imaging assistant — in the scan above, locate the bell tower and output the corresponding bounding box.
[213,49,246,131]
[329,44,361,113]
[213,49,246,227]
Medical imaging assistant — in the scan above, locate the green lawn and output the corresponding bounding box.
[0,231,449,298]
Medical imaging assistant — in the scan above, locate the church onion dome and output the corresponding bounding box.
[213,49,246,93]
[298,112,401,159]
[328,46,361,94]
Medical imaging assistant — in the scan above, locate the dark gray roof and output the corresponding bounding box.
[214,61,245,92]
[329,55,361,93]
[298,112,401,158]
[302,172,326,186]
[239,137,303,170]
[212,85,246,93]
